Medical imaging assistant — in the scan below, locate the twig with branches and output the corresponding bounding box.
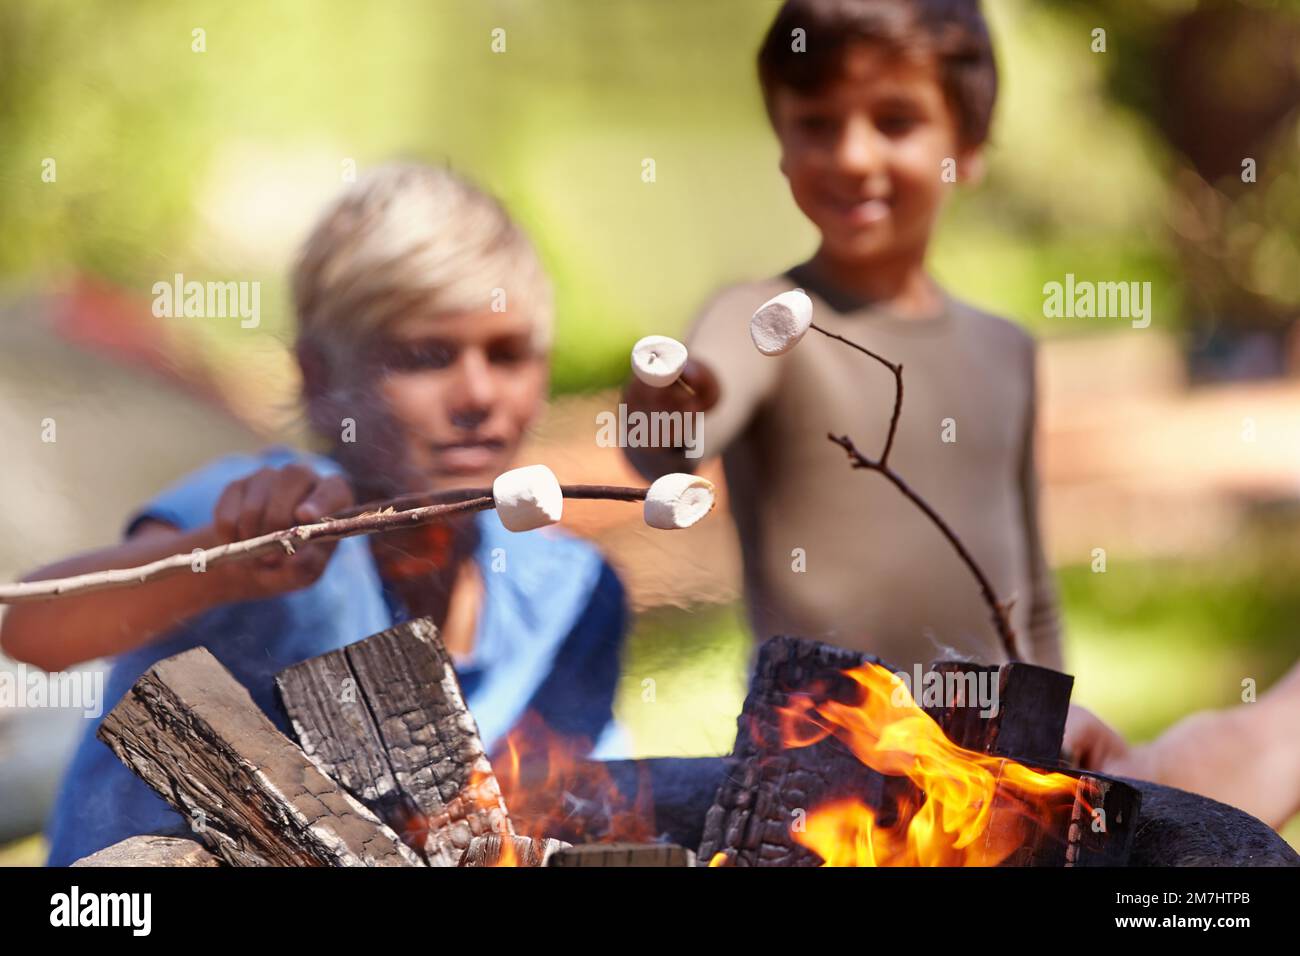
[810,321,1020,661]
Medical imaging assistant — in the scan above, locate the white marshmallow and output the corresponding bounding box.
[750,289,813,356]
[644,473,716,530]
[631,334,689,387]
[492,464,563,532]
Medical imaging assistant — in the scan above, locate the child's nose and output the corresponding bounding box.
[834,114,885,177]
[451,347,497,412]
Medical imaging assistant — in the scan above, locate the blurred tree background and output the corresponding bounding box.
[3,0,1298,383]
[2,0,1299,859]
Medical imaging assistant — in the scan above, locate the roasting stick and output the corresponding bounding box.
[0,483,649,606]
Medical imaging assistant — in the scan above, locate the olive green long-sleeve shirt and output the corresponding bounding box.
[684,267,1062,672]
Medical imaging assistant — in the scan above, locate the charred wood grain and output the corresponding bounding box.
[275,616,511,866]
[696,637,899,866]
[98,647,423,867]
[71,835,220,868]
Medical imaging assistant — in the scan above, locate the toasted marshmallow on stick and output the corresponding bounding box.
[644,473,716,530]
[750,288,813,356]
[492,464,563,532]
[631,334,690,388]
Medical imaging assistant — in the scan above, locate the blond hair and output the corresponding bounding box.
[292,162,553,371]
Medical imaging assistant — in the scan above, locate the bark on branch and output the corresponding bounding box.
[0,484,648,605]
[810,323,1019,660]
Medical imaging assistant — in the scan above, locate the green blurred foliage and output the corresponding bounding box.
[616,522,1300,753]
[8,0,1285,392]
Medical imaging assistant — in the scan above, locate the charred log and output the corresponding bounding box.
[97,647,422,867]
[275,617,511,866]
[71,835,219,868]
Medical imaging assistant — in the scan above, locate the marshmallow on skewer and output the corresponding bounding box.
[643,473,716,530]
[631,334,689,387]
[750,288,813,356]
[492,464,564,532]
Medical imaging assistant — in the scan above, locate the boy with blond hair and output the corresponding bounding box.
[5,163,629,865]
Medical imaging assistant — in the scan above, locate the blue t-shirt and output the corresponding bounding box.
[44,447,629,866]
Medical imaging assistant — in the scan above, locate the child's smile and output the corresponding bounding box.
[771,42,980,272]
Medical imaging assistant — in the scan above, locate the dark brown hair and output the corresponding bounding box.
[757,0,999,147]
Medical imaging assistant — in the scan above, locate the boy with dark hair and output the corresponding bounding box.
[634,0,1298,823]
[624,0,1061,673]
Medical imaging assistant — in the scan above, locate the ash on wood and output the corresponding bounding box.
[98,646,422,867]
[547,842,695,867]
[276,616,512,867]
[72,835,219,868]
[458,835,570,867]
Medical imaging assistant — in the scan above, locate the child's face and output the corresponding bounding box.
[771,43,980,267]
[334,307,548,495]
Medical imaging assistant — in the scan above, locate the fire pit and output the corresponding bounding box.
[77,618,1297,868]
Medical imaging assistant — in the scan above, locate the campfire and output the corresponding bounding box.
[70,614,1156,868]
[64,610,1299,868]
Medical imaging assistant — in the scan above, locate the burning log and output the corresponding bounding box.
[72,835,220,868]
[922,661,1074,765]
[547,842,695,867]
[458,835,570,867]
[275,617,511,866]
[98,646,423,867]
[696,636,1139,867]
[697,639,896,867]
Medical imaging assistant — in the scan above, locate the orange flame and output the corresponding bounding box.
[496,836,519,868]
[778,662,1082,866]
[470,712,655,866]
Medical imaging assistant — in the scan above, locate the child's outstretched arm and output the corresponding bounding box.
[0,464,352,672]
[622,358,720,480]
[622,284,786,481]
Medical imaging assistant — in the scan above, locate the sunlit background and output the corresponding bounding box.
[2,0,1299,863]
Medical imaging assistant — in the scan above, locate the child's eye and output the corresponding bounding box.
[488,338,535,366]
[797,114,836,137]
[377,341,456,371]
[877,114,919,136]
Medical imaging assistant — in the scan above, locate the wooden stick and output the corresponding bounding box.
[809,321,1019,661]
[0,484,649,605]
